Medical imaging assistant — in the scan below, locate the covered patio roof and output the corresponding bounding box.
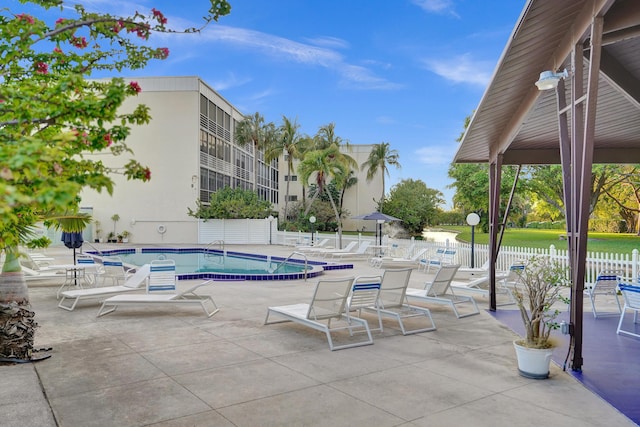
[454,0,640,372]
[455,0,640,166]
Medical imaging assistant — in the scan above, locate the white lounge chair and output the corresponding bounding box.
[586,270,623,318]
[406,264,480,318]
[371,268,436,335]
[264,277,373,350]
[96,260,219,318]
[617,284,640,338]
[310,241,358,258]
[296,238,330,251]
[326,241,372,259]
[418,248,456,273]
[58,264,151,311]
[450,262,515,306]
[370,248,429,269]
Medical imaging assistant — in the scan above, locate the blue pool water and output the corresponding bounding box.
[91,247,350,281]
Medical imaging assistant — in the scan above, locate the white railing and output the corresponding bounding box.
[274,230,640,284]
[198,223,640,284]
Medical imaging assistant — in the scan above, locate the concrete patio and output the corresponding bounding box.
[1,244,635,426]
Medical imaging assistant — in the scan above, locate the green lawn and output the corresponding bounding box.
[442,226,640,253]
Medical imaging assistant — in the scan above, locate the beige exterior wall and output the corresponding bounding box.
[81,76,382,243]
[80,77,241,244]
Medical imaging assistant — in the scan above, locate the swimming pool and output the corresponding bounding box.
[91,247,352,281]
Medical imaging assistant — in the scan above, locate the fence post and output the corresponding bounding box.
[633,249,638,283]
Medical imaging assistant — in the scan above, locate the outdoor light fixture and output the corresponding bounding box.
[466,213,480,268]
[535,68,569,90]
[309,216,316,245]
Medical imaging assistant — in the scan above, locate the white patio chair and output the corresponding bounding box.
[617,284,640,338]
[345,275,383,333]
[586,270,623,318]
[406,264,480,318]
[372,268,436,335]
[58,264,151,311]
[96,260,218,317]
[264,277,373,350]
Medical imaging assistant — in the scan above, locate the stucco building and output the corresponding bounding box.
[81,76,381,243]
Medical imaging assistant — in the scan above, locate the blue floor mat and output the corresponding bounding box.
[491,309,640,425]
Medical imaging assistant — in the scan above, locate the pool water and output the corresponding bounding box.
[90,247,346,281]
[118,251,305,274]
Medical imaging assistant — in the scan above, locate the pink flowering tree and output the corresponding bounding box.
[0,0,231,360]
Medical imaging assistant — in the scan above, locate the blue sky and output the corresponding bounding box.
[21,0,525,207]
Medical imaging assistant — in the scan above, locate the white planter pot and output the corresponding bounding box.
[513,341,554,379]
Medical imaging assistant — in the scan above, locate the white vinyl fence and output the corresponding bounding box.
[199,221,640,285]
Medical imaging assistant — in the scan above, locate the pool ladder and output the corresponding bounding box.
[273,251,309,281]
[204,240,224,256]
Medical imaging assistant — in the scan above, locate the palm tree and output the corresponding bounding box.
[339,169,358,214]
[361,142,401,208]
[304,123,357,214]
[234,112,277,193]
[298,145,348,246]
[265,116,306,221]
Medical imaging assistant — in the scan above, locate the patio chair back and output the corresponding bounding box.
[348,275,382,311]
[147,259,177,293]
[307,277,354,321]
[424,264,460,296]
[378,268,412,309]
[592,270,622,295]
[102,256,127,285]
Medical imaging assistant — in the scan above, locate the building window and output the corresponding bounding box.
[284,175,297,182]
[285,195,298,202]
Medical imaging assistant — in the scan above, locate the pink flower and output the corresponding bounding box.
[17,14,35,24]
[112,20,124,33]
[104,134,113,147]
[35,62,48,74]
[55,18,66,26]
[128,81,142,93]
[53,47,63,54]
[71,37,88,49]
[151,8,168,24]
[154,47,169,59]
[144,168,151,181]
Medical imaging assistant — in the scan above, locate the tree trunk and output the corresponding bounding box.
[0,272,37,360]
[0,249,38,360]
[326,186,343,248]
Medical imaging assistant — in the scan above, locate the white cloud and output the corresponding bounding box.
[415,145,457,165]
[422,53,494,86]
[198,25,399,90]
[411,0,459,17]
[304,36,350,50]
[208,72,252,91]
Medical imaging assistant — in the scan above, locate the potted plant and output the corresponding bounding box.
[94,220,102,243]
[120,230,130,243]
[107,231,116,243]
[512,256,569,379]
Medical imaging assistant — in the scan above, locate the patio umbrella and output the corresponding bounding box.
[61,231,84,286]
[351,212,401,245]
[351,211,401,222]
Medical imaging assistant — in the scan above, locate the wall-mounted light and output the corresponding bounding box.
[535,68,569,91]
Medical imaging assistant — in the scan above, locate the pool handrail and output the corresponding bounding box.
[204,240,224,254]
[274,251,309,281]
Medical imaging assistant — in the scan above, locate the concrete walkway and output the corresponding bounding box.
[1,244,635,426]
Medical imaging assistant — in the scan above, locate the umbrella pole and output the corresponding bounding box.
[73,247,78,287]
